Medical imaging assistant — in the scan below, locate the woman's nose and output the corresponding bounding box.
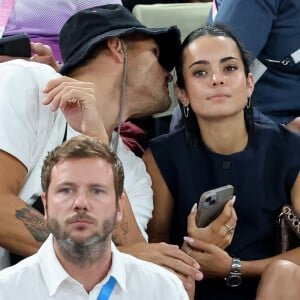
[211,73,224,86]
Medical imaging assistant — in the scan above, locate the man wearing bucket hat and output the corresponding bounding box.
[0,3,202,293]
[58,4,180,75]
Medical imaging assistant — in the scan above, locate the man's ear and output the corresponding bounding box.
[174,84,189,106]
[106,37,125,63]
[41,192,48,220]
[116,192,126,223]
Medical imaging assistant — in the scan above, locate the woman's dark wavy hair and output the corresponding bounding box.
[175,24,254,145]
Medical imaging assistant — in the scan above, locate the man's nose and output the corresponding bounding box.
[73,193,89,210]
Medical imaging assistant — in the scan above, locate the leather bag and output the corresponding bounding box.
[277,204,300,253]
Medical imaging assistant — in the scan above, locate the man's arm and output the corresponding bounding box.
[0,42,60,72]
[0,150,49,256]
[112,192,145,246]
[115,135,153,240]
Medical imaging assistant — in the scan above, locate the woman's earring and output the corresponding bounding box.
[246,97,252,109]
[183,105,190,118]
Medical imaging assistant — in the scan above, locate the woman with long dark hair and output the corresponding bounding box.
[143,25,300,299]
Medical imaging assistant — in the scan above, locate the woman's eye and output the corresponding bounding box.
[194,70,207,77]
[225,65,237,72]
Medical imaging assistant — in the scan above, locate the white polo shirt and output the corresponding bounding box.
[0,235,189,300]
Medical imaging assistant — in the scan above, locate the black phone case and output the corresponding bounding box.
[0,34,31,57]
[196,185,234,227]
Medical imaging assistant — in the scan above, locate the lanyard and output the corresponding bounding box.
[97,276,117,300]
[0,0,15,38]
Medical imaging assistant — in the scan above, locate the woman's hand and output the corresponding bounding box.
[187,198,237,249]
[183,237,232,278]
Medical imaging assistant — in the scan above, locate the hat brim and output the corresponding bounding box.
[60,26,180,75]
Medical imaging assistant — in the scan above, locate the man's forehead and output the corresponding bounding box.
[50,158,114,187]
[52,158,113,176]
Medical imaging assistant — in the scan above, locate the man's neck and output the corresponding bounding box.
[54,240,113,292]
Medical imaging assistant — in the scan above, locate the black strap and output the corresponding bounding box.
[63,122,68,142]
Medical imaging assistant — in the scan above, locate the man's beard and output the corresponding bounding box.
[47,211,117,266]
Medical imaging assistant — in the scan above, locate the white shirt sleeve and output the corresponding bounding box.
[114,133,153,241]
[0,60,61,168]
[0,60,65,203]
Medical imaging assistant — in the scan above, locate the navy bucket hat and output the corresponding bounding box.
[59,4,181,74]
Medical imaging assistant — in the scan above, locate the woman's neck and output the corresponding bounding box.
[198,114,248,155]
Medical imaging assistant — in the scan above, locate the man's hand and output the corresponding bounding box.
[120,241,203,291]
[0,54,15,63]
[30,42,60,71]
[0,42,60,72]
[43,76,108,144]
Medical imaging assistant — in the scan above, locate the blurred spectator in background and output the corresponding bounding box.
[210,0,300,131]
[2,0,123,63]
[171,0,300,133]
[123,0,212,13]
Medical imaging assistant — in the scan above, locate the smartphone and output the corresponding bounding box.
[196,185,234,227]
[0,34,31,57]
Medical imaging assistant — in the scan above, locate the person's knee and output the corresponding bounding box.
[256,260,300,300]
[272,259,296,270]
[262,260,299,284]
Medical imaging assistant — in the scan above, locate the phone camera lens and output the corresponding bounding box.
[204,197,211,203]
[204,195,216,207]
[209,196,216,206]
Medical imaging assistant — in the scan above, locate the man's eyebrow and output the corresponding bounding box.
[56,181,74,186]
[89,183,106,189]
[189,56,238,68]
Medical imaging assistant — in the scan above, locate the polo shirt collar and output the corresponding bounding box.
[38,234,71,296]
[38,235,128,296]
[109,243,127,293]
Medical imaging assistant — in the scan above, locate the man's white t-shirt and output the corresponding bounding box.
[0,59,153,269]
